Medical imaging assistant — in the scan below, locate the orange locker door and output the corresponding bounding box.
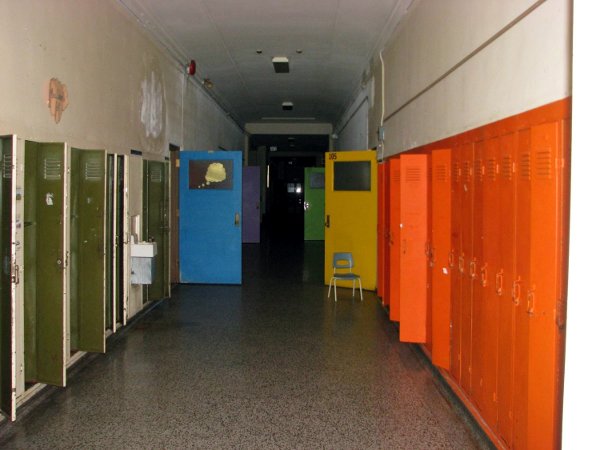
[479,137,501,428]
[459,143,474,393]
[449,148,462,382]
[496,133,518,447]
[398,154,428,343]
[431,149,452,369]
[512,129,532,450]
[383,162,392,307]
[471,142,485,408]
[377,162,387,299]
[389,157,402,322]
[526,121,566,449]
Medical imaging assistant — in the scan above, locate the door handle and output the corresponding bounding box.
[325,215,330,228]
[234,212,240,226]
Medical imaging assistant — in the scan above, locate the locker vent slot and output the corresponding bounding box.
[474,159,484,181]
[405,166,421,182]
[85,160,103,181]
[520,152,531,180]
[3,153,12,179]
[535,150,552,179]
[435,164,447,182]
[501,156,512,180]
[462,161,471,181]
[452,161,461,183]
[44,157,62,180]
[392,169,401,183]
[486,159,497,181]
[150,167,162,183]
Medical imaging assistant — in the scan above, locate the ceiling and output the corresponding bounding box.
[119,0,411,126]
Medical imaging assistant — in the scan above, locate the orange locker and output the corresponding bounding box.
[449,147,462,383]
[525,121,566,449]
[431,149,452,369]
[496,132,518,447]
[383,161,392,307]
[398,154,428,343]
[389,157,402,322]
[459,143,474,394]
[512,128,533,450]
[377,162,387,300]
[470,142,485,409]
[478,137,501,428]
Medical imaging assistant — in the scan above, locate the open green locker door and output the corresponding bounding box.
[70,149,106,353]
[0,136,22,420]
[24,141,68,387]
[143,160,169,302]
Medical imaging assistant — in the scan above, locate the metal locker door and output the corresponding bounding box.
[376,162,386,299]
[388,157,401,322]
[479,137,501,428]
[449,148,463,383]
[24,142,68,387]
[526,120,566,449]
[431,149,452,369]
[382,161,391,306]
[0,136,22,420]
[459,143,474,393]
[471,142,485,409]
[496,132,518,447]
[70,148,106,353]
[398,154,428,343]
[513,129,533,450]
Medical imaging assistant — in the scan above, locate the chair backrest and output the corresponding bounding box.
[333,252,354,270]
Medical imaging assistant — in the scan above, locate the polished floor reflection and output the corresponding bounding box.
[0,238,490,449]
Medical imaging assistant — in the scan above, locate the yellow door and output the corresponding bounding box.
[325,150,377,290]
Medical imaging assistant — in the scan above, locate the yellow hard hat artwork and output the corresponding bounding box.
[205,162,227,184]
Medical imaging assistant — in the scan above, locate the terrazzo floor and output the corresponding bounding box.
[0,237,491,449]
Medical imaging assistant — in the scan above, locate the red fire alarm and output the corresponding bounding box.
[187,60,196,76]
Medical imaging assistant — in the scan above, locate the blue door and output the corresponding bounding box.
[179,151,242,284]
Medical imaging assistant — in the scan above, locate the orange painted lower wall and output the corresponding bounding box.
[379,98,570,450]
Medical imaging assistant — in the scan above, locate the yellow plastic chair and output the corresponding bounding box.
[328,252,363,302]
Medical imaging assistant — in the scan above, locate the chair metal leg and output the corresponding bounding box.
[358,278,363,301]
[352,279,356,297]
[334,279,337,302]
[328,277,333,298]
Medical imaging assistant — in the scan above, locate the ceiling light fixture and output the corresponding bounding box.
[282,101,294,111]
[272,56,290,73]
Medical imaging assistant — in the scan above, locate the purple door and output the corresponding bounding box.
[243,166,261,243]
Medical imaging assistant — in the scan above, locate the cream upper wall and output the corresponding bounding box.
[358,0,571,153]
[0,0,244,156]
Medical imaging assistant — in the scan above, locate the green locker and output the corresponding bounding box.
[24,141,67,387]
[304,167,325,240]
[70,148,106,353]
[143,160,169,302]
[0,136,21,420]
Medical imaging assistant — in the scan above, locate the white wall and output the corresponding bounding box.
[562,1,599,447]
[334,79,371,151]
[0,0,244,156]
[338,0,571,155]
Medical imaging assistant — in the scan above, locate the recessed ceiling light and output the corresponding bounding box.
[296,49,303,54]
[256,49,263,54]
[272,56,290,73]
[282,101,294,111]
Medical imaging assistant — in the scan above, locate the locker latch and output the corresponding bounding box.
[11,263,19,285]
[469,260,477,279]
[512,279,521,305]
[458,255,465,274]
[495,270,504,296]
[480,264,488,287]
[526,287,535,315]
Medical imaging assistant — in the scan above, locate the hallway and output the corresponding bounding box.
[0,239,488,449]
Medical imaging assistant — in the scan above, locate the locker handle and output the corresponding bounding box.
[527,289,535,315]
[512,280,521,305]
[429,247,436,267]
[234,212,240,226]
[469,260,477,279]
[448,252,455,268]
[458,255,465,274]
[11,264,19,285]
[495,271,503,296]
[325,215,330,228]
[480,264,488,287]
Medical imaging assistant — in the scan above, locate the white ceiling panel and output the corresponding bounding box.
[120,0,410,125]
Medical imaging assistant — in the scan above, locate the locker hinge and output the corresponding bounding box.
[11,263,19,285]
